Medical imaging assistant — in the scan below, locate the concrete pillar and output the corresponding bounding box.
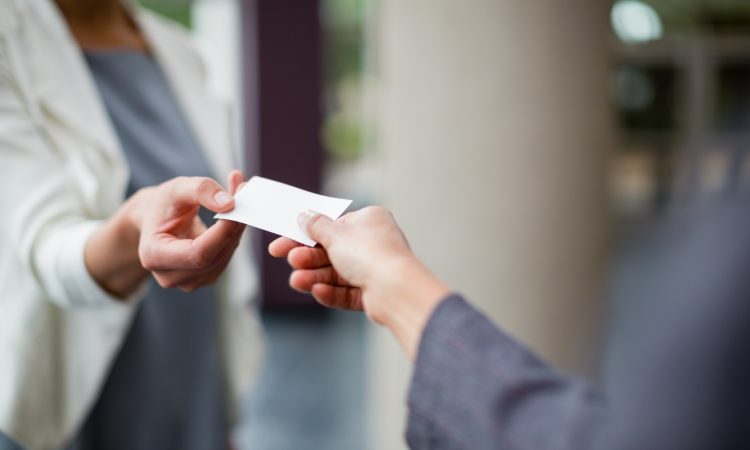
[366,1,614,448]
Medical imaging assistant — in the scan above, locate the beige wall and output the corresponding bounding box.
[366,1,614,448]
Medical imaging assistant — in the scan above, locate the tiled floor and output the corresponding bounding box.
[236,308,367,450]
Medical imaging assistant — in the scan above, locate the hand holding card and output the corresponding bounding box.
[215,176,352,246]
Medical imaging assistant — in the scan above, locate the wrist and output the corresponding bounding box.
[368,255,451,359]
[113,202,142,250]
[84,199,148,299]
[366,252,418,294]
[120,187,151,236]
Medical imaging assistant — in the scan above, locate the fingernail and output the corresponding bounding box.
[215,191,233,206]
[298,210,314,227]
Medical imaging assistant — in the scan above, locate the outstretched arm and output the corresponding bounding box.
[270,203,750,450]
[269,207,603,449]
[1,32,244,306]
[268,207,449,358]
[85,171,246,298]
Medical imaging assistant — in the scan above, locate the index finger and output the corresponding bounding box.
[288,246,330,269]
[269,237,303,258]
[166,176,235,214]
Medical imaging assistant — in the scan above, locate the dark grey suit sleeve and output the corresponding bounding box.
[404,292,742,450]
[406,200,750,450]
[406,295,603,450]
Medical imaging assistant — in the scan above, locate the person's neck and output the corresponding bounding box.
[55,0,148,52]
[56,0,123,27]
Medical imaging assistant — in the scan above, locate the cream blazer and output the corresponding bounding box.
[0,1,263,449]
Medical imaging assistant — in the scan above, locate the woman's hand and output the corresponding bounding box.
[133,171,247,291]
[269,206,450,358]
[86,171,247,298]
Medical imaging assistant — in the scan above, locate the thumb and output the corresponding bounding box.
[299,210,336,247]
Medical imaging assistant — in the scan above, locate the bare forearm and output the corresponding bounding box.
[374,257,451,360]
[84,195,148,299]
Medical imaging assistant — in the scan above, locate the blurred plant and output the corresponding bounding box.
[322,0,367,161]
[140,0,193,28]
[323,75,364,160]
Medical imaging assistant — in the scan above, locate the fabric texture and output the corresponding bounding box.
[407,198,750,450]
[66,50,227,450]
[0,2,262,448]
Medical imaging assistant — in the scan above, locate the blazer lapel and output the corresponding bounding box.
[24,1,234,184]
[26,0,124,165]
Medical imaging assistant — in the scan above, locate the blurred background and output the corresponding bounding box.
[140,0,750,448]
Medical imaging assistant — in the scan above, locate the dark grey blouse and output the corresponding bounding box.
[68,50,227,450]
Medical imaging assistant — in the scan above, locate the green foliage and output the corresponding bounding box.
[139,0,193,28]
[322,0,367,160]
[325,0,365,27]
[324,110,364,160]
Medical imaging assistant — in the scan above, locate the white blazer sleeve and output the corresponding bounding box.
[0,34,139,309]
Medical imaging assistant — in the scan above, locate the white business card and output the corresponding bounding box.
[215,176,353,246]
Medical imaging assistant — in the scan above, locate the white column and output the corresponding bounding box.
[366,1,614,448]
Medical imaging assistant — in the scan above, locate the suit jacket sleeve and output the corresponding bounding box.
[406,200,750,450]
[405,294,603,450]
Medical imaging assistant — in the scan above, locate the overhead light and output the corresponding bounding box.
[611,1,664,43]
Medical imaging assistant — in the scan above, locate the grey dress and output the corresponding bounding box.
[66,50,228,450]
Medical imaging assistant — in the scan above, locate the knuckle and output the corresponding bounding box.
[308,213,322,225]
[220,226,235,240]
[169,176,188,190]
[314,249,328,265]
[138,248,156,271]
[364,205,388,216]
[189,249,211,268]
[306,214,323,233]
[196,177,213,194]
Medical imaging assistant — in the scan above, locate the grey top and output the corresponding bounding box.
[406,198,750,449]
[68,50,227,450]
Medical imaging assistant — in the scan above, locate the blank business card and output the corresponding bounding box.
[215,176,353,246]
